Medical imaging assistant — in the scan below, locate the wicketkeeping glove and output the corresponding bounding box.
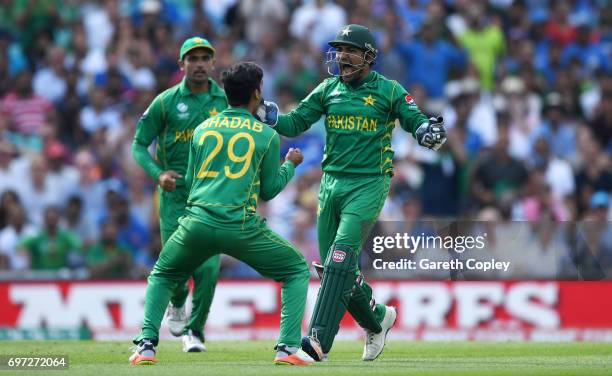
[416,116,447,150]
[255,100,279,127]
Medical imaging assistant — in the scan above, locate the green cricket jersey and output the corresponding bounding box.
[184,107,295,228]
[275,71,428,175]
[132,78,228,186]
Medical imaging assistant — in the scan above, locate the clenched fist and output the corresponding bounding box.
[285,148,304,167]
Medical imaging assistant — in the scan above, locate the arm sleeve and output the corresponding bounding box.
[274,81,327,137]
[131,96,165,180]
[259,134,295,201]
[391,81,429,138]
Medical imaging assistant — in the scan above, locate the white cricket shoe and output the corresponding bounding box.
[362,306,397,361]
[167,303,187,337]
[182,329,206,352]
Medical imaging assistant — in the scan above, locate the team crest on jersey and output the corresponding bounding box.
[332,250,346,263]
[177,102,189,119]
[329,89,343,103]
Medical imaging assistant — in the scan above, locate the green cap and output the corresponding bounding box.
[328,24,377,54]
[179,37,215,61]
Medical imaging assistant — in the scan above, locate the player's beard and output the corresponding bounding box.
[189,70,209,86]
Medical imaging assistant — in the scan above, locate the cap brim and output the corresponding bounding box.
[329,40,364,49]
[181,45,215,60]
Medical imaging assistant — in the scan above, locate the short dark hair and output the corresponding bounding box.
[221,62,263,106]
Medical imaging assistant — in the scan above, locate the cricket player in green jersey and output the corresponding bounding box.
[131,37,228,352]
[259,24,447,361]
[130,62,315,366]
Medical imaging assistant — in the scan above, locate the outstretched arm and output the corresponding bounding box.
[264,81,327,137]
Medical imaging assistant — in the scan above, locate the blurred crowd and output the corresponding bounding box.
[0,0,610,280]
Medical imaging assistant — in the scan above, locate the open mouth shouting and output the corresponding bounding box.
[339,61,357,77]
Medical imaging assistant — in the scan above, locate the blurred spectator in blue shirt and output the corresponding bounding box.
[396,20,467,99]
[531,92,577,162]
[562,24,610,74]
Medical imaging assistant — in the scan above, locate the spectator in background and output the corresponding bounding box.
[530,136,575,203]
[574,127,612,217]
[239,0,288,45]
[11,0,61,64]
[0,69,56,140]
[15,155,63,226]
[443,81,484,159]
[66,149,106,225]
[545,1,576,46]
[103,195,150,260]
[86,221,132,279]
[0,139,17,194]
[561,23,610,74]
[119,43,156,91]
[573,191,612,279]
[457,5,506,91]
[32,45,67,104]
[514,169,567,222]
[0,190,20,230]
[56,67,86,146]
[18,206,81,271]
[290,209,318,267]
[0,203,36,270]
[61,195,97,249]
[125,164,154,229]
[276,45,319,102]
[289,0,347,52]
[443,78,497,147]
[532,92,577,163]
[418,127,467,217]
[471,119,528,211]
[79,87,122,136]
[498,76,541,160]
[589,87,612,152]
[396,19,466,101]
[45,140,78,200]
[536,42,565,88]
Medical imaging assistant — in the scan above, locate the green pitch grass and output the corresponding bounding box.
[0,340,611,376]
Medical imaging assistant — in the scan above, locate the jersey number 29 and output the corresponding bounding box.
[197,130,255,180]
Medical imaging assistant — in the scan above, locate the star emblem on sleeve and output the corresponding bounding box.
[208,107,219,117]
[363,95,375,106]
[341,26,352,36]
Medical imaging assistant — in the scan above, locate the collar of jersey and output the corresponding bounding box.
[179,77,224,98]
[224,107,254,117]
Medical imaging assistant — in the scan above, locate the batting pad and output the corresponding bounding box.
[346,276,382,333]
[308,244,358,354]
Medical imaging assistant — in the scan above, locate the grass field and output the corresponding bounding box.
[0,341,611,376]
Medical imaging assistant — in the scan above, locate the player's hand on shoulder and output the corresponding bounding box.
[158,170,182,192]
[416,116,447,151]
[256,100,279,127]
[285,148,303,167]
